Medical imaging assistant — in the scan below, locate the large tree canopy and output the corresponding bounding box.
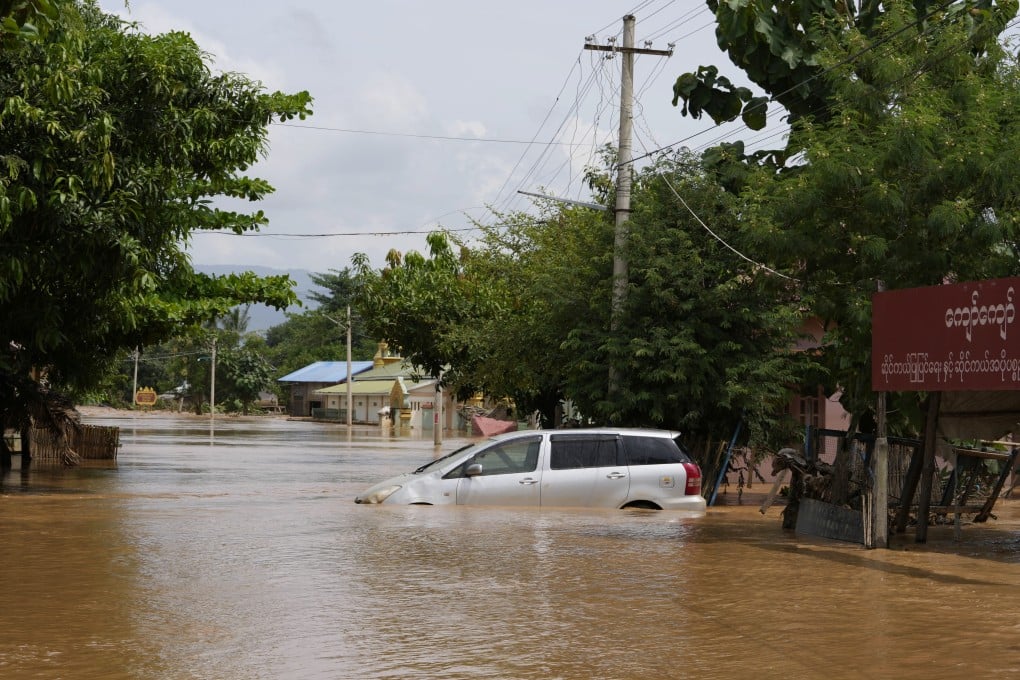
[740,3,1020,421]
[352,152,812,452]
[352,233,504,394]
[561,153,810,445]
[0,1,311,425]
[673,0,1017,173]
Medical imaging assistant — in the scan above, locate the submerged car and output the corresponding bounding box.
[355,428,706,512]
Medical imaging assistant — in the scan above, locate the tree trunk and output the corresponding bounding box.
[20,422,31,463]
[0,415,10,471]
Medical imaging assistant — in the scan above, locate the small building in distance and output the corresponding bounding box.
[277,360,374,417]
[315,343,462,430]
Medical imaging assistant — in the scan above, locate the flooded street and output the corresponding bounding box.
[4,414,1020,679]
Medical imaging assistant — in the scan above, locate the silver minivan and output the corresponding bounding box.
[355,428,706,512]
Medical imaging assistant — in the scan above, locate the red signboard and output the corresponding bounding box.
[872,277,1020,391]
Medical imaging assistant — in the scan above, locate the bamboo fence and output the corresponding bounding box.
[30,424,120,465]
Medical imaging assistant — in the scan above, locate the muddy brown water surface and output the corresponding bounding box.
[4,414,1020,679]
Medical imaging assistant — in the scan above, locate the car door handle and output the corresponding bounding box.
[519,478,539,485]
[606,472,627,479]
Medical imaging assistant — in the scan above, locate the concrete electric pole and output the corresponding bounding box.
[132,347,139,407]
[210,337,216,420]
[584,15,672,392]
[346,305,353,430]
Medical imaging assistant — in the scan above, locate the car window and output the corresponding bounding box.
[549,435,621,469]
[443,436,542,478]
[623,436,690,465]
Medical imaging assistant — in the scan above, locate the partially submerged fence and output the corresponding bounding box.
[806,427,1009,524]
[30,424,120,465]
[807,428,924,505]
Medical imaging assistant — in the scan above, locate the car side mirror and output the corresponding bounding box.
[465,463,483,477]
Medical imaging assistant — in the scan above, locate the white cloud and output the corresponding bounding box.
[92,0,771,273]
[446,120,487,138]
[111,2,289,89]
[356,73,430,129]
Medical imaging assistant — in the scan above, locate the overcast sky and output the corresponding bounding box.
[95,0,782,275]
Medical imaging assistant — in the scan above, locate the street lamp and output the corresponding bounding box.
[323,307,353,429]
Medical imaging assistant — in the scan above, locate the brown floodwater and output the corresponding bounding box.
[3,413,1020,679]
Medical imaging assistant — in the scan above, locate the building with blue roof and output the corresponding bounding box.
[277,360,374,417]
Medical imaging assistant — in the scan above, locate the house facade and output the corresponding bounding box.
[786,316,851,460]
[315,345,461,428]
[277,360,374,417]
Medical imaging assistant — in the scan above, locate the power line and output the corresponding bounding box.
[193,226,483,239]
[632,132,797,281]
[624,0,962,166]
[275,122,593,146]
[485,52,590,215]
[489,53,608,217]
[643,4,711,42]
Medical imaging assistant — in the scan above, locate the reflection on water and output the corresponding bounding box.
[3,413,1020,679]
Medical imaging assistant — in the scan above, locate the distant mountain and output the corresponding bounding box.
[194,264,323,332]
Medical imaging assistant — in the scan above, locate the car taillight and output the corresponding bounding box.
[682,462,702,496]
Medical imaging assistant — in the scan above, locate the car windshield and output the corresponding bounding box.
[412,443,479,474]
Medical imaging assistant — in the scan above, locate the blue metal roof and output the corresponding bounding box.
[277,360,375,383]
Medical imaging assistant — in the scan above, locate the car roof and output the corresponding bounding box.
[488,427,681,442]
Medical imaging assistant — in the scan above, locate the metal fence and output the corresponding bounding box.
[806,427,1005,514]
[310,408,347,421]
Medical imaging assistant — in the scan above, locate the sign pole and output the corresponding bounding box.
[872,390,888,548]
[871,280,889,549]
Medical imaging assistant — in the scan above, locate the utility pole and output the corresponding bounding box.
[324,311,354,428]
[871,280,889,549]
[132,347,139,408]
[346,305,353,429]
[585,16,672,392]
[434,370,443,447]
[209,337,217,420]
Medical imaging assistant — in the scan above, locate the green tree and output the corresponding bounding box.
[734,4,1020,426]
[354,224,584,424]
[447,205,606,423]
[306,267,377,356]
[352,233,499,395]
[265,313,342,380]
[217,342,274,414]
[352,153,812,452]
[554,154,810,448]
[0,0,60,48]
[0,1,311,434]
[261,268,378,390]
[673,0,1017,182]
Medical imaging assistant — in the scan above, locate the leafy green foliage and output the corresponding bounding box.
[672,65,770,130]
[306,267,377,355]
[351,153,813,449]
[352,233,500,392]
[217,343,274,413]
[452,206,612,419]
[561,154,810,446]
[0,1,311,424]
[741,4,1020,423]
[0,0,60,48]
[673,0,1018,174]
